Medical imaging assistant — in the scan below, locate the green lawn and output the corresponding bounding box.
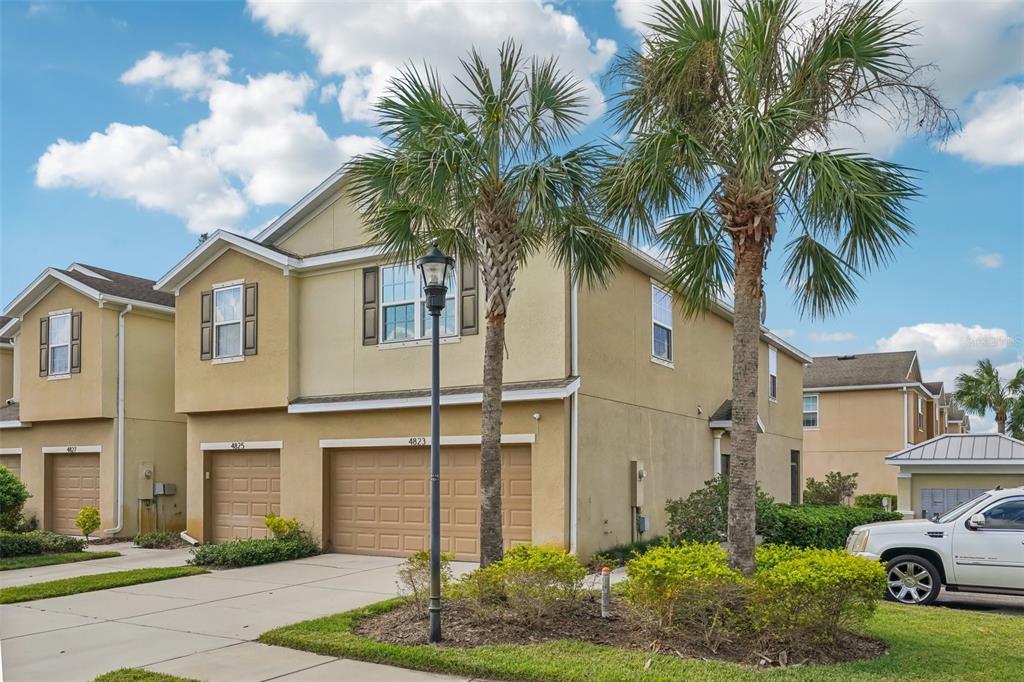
[95,670,198,682]
[0,551,121,571]
[0,566,207,604]
[260,598,1024,682]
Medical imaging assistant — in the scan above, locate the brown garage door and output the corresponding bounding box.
[50,453,100,535]
[210,450,280,542]
[330,445,532,560]
[0,454,20,480]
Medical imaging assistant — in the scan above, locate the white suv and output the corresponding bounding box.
[846,487,1024,605]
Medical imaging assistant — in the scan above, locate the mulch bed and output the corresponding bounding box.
[355,595,887,668]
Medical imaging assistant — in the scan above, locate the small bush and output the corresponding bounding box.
[264,512,302,540]
[760,504,902,549]
[803,471,858,506]
[588,536,668,570]
[133,531,182,549]
[396,550,454,606]
[0,466,30,531]
[855,493,898,510]
[75,507,101,540]
[665,475,777,543]
[189,534,319,567]
[0,531,85,557]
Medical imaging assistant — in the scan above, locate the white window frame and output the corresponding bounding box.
[802,394,819,430]
[768,346,778,402]
[379,264,458,344]
[48,310,72,377]
[917,395,925,432]
[650,283,673,366]
[212,284,244,360]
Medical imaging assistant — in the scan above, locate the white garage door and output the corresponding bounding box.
[920,488,988,518]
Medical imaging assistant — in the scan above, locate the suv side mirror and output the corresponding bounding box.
[967,513,986,529]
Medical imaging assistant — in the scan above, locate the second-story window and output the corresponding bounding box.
[802,395,819,428]
[651,284,673,363]
[917,395,925,431]
[213,285,243,359]
[380,265,456,343]
[49,312,71,375]
[768,346,778,401]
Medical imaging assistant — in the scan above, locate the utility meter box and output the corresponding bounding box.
[137,463,154,500]
[154,482,177,496]
[636,514,651,535]
[630,460,646,508]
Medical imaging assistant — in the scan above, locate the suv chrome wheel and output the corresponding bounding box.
[885,555,941,604]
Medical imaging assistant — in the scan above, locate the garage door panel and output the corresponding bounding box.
[210,450,280,543]
[50,454,100,535]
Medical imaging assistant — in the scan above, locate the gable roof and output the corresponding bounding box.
[0,316,13,343]
[886,433,1024,464]
[707,399,766,433]
[923,381,944,397]
[3,264,174,320]
[804,351,920,389]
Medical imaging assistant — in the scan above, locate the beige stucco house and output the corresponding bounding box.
[154,171,810,560]
[802,351,951,497]
[0,265,186,536]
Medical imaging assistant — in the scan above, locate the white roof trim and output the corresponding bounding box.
[0,447,21,455]
[320,433,536,448]
[290,377,581,414]
[804,382,938,398]
[66,264,111,281]
[0,317,18,339]
[200,440,284,451]
[0,420,31,429]
[709,415,767,433]
[3,268,170,318]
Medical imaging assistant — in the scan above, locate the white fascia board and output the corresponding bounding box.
[255,170,345,243]
[297,245,382,272]
[805,382,938,397]
[0,341,12,350]
[0,317,18,338]
[889,463,1024,474]
[0,421,31,429]
[200,440,284,451]
[290,377,581,414]
[155,230,299,293]
[708,415,767,432]
[66,264,112,281]
[320,433,536,448]
[0,447,22,455]
[41,445,102,453]
[97,294,175,315]
[3,269,103,318]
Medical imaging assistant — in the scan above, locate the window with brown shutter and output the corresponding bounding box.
[362,267,379,345]
[459,256,479,336]
[243,282,258,356]
[200,290,213,360]
[39,317,49,376]
[70,312,82,373]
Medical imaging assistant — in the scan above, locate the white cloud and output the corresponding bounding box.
[941,84,1024,165]
[809,331,856,342]
[773,328,797,340]
[973,251,1005,269]
[318,82,339,104]
[36,123,248,231]
[614,0,653,34]
[876,323,1016,365]
[247,0,617,124]
[121,49,232,98]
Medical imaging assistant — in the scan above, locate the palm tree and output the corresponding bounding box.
[601,0,950,573]
[345,41,621,566]
[954,360,1024,435]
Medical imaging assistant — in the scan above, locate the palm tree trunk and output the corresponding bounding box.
[996,410,1007,434]
[479,313,506,566]
[726,237,765,576]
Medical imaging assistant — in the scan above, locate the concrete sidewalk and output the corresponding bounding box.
[1,553,476,682]
[1,542,193,588]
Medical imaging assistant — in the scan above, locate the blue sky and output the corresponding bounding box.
[2,1,1022,428]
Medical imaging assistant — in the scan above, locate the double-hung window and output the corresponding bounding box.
[651,284,673,363]
[917,396,925,431]
[802,395,819,428]
[213,285,243,359]
[48,312,71,375]
[768,346,778,401]
[380,265,456,343]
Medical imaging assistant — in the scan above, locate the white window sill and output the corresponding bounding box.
[769,397,778,403]
[47,373,71,381]
[803,426,820,431]
[378,336,461,350]
[650,355,674,369]
[212,355,245,365]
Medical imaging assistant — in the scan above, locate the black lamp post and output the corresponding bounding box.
[416,244,455,644]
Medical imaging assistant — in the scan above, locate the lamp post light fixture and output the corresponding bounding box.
[416,244,455,644]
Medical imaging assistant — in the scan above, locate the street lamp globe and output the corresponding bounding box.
[416,244,455,291]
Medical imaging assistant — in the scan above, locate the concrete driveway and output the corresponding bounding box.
[1,553,475,682]
[1,542,193,588]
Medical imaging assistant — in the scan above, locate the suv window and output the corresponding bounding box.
[936,493,989,523]
[982,498,1024,530]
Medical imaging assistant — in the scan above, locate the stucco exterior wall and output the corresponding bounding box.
[277,190,367,256]
[0,346,13,404]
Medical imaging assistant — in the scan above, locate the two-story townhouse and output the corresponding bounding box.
[943,393,971,433]
[0,265,186,536]
[801,351,947,497]
[155,172,809,559]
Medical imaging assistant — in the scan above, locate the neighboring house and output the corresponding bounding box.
[887,433,1024,518]
[943,393,971,434]
[802,351,947,496]
[0,316,13,405]
[0,265,186,536]
[155,172,809,559]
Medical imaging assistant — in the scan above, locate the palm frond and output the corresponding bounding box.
[547,210,626,289]
[782,233,860,319]
[526,55,587,154]
[661,208,734,316]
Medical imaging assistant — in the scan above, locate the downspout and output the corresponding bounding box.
[569,279,579,554]
[902,387,909,447]
[104,304,131,535]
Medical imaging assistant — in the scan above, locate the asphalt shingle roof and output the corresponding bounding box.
[62,264,174,308]
[923,381,944,396]
[887,434,1024,462]
[804,351,918,389]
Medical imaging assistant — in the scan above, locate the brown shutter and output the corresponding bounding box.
[200,290,213,361]
[70,312,82,374]
[39,317,49,376]
[243,282,258,356]
[459,257,479,336]
[362,267,379,346]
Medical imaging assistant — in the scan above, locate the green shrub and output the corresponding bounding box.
[855,493,898,510]
[264,512,302,540]
[0,531,85,557]
[396,550,454,605]
[753,543,809,571]
[75,507,101,540]
[760,504,902,549]
[133,531,182,549]
[665,475,778,543]
[803,471,858,505]
[189,535,319,567]
[0,466,30,531]
[751,549,886,652]
[588,536,668,570]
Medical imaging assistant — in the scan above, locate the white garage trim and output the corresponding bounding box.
[320,433,536,449]
[0,420,31,429]
[201,440,283,451]
[0,448,22,455]
[41,445,102,454]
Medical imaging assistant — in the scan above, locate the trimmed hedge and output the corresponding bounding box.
[189,535,319,567]
[0,530,86,557]
[855,493,898,510]
[133,531,183,549]
[760,505,902,549]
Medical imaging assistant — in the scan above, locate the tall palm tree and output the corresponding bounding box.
[954,359,1024,436]
[601,0,950,573]
[345,41,621,566]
